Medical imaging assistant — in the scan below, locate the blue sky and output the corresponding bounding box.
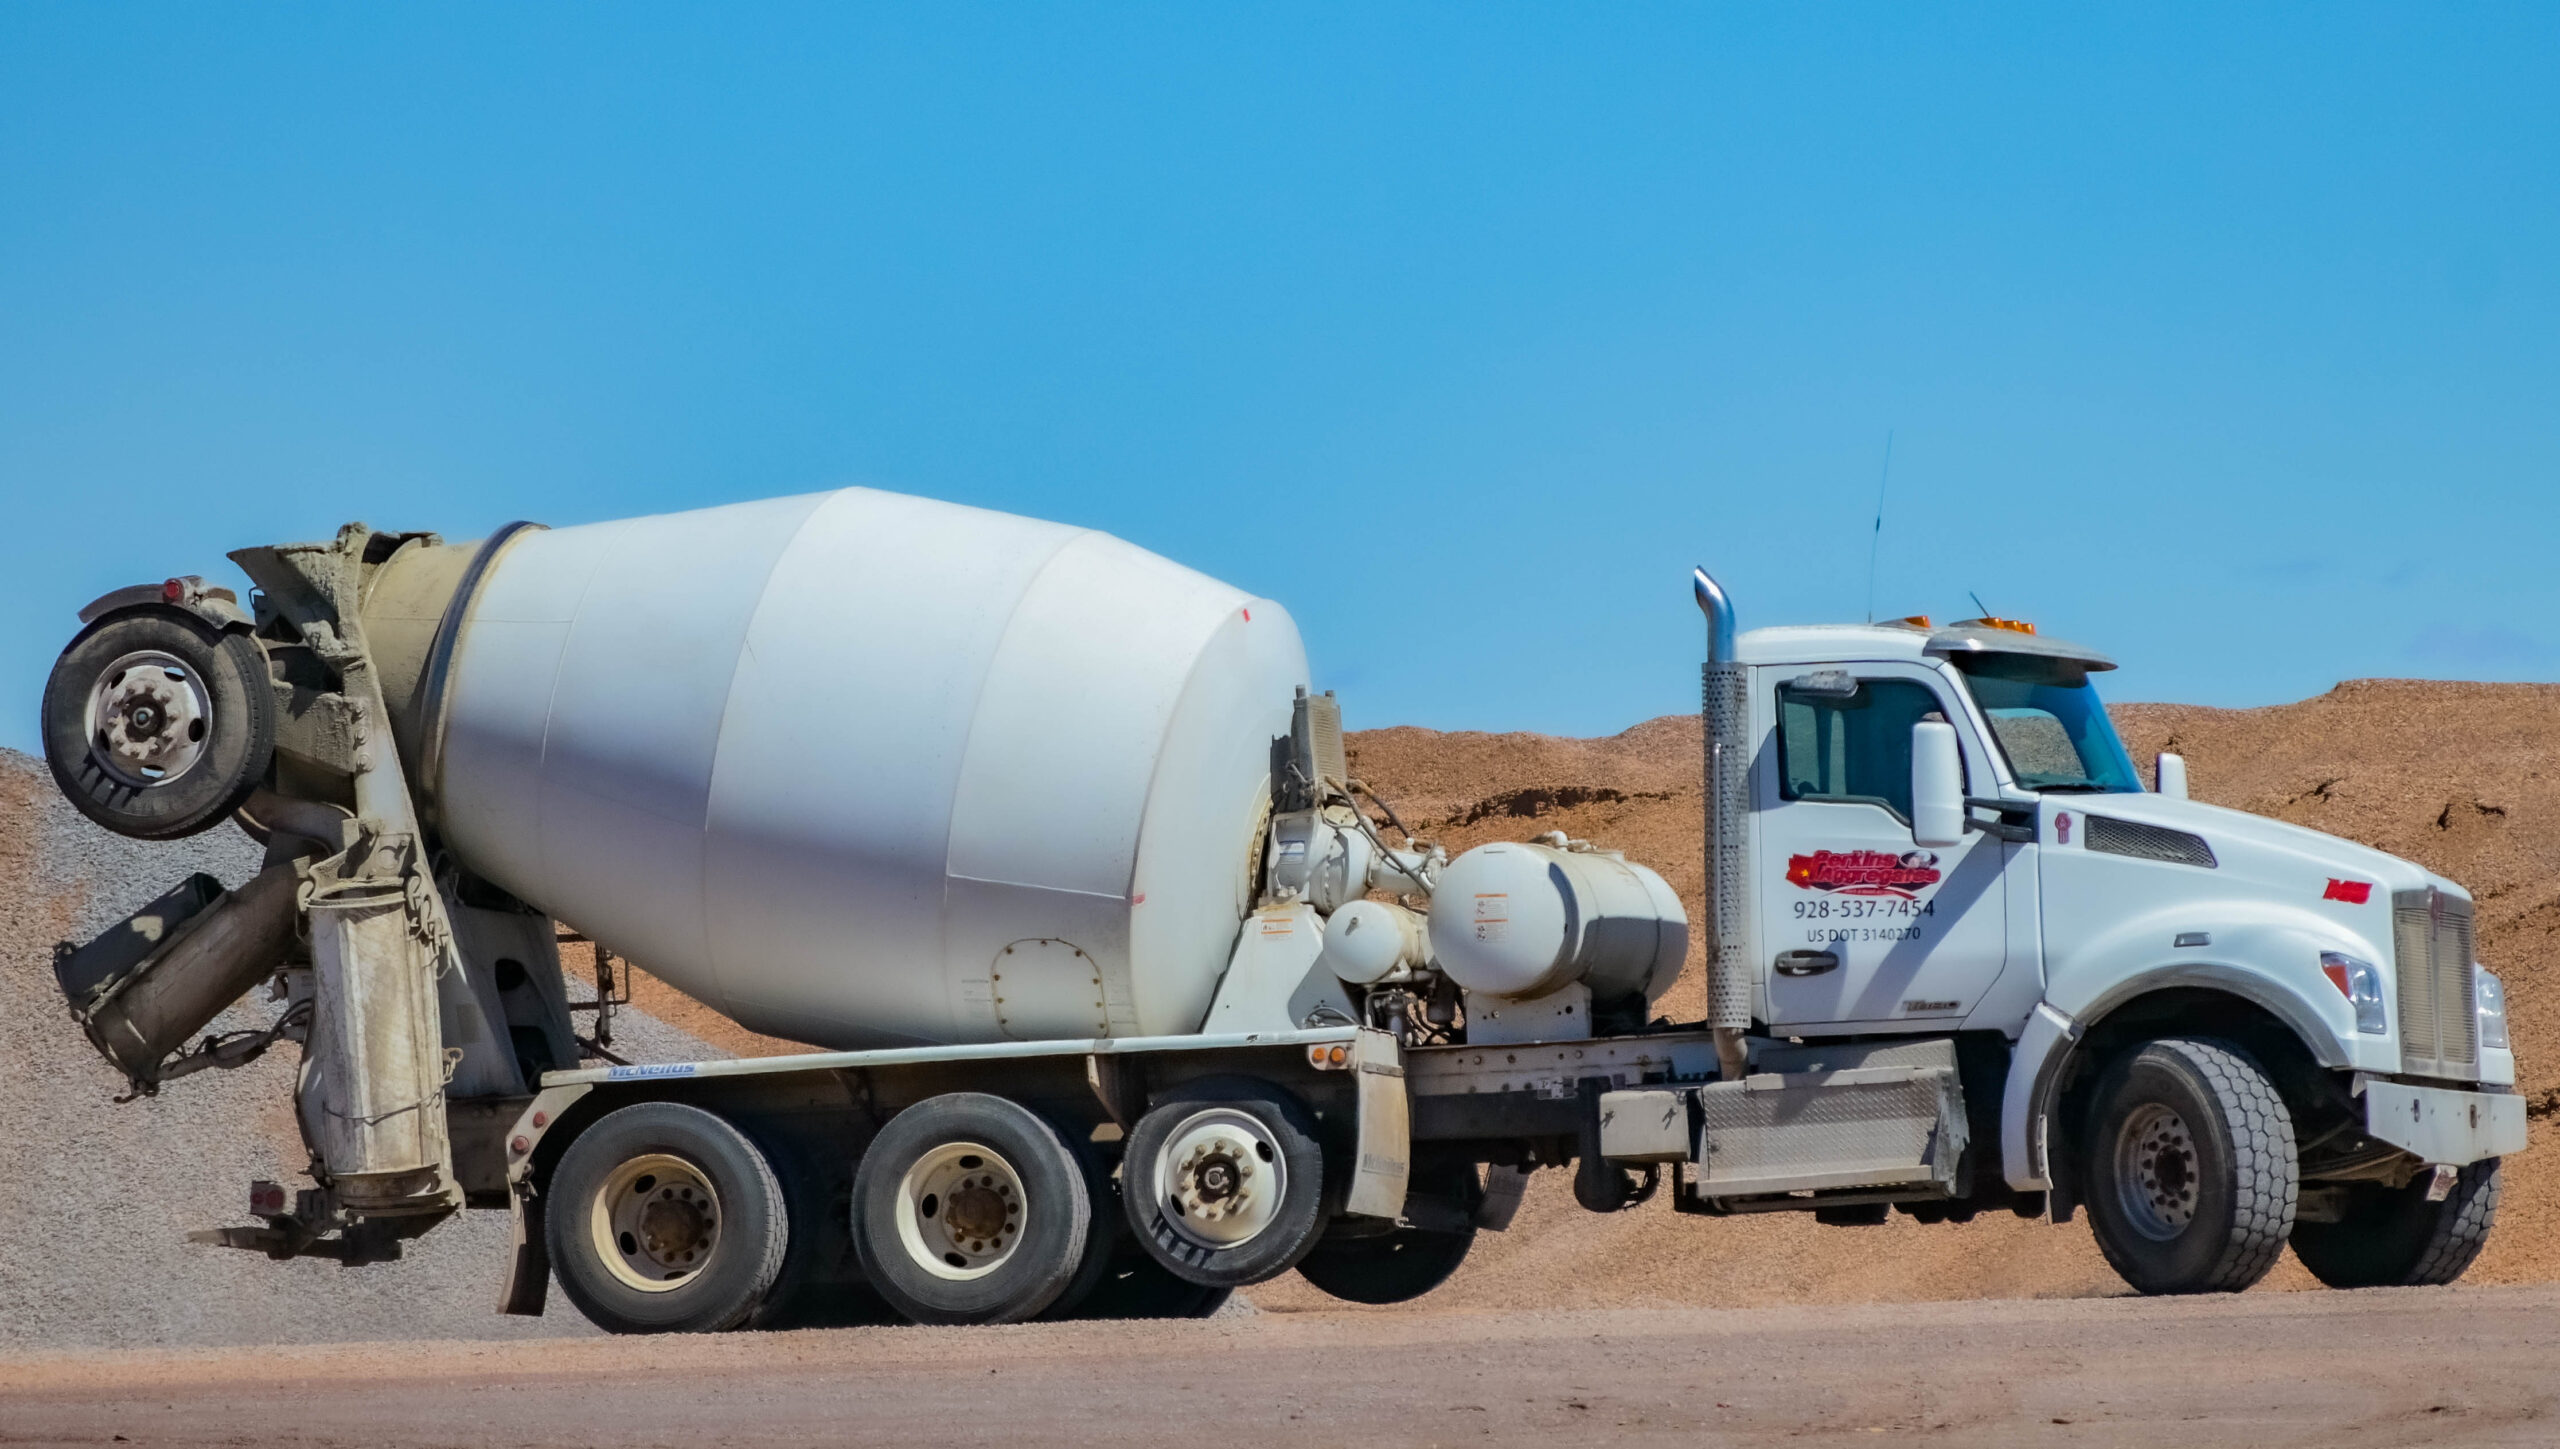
[4,7,2555,753]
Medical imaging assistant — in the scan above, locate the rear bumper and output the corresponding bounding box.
[2360,1077,2527,1167]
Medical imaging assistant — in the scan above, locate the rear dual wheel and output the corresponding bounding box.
[850,1093,1101,1325]
[1122,1078,1330,1289]
[547,1103,791,1334]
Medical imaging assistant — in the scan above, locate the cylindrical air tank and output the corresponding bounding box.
[1427,841,1687,1005]
[369,488,1307,1050]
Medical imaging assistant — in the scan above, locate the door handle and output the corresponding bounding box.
[1773,950,1840,977]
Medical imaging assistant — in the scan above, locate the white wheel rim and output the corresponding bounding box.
[1155,1108,1286,1251]
[591,1153,722,1293]
[84,650,213,788]
[2114,1102,2201,1242]
[895,1141,1027,1281]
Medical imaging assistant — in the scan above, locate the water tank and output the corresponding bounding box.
[383,488,1306,1049]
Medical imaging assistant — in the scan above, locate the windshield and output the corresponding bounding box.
[1951,653,2143,793]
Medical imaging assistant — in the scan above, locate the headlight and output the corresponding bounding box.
[2320,951,2388,1035]
[2477,965,2510,1051]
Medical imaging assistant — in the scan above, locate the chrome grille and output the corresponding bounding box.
[2392,887,2478,1079]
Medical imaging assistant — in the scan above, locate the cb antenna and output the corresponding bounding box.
[1969,590,1991,618]
[1863,430,1895,623]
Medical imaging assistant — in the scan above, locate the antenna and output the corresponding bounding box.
[1968,590,1990,619]
[1863,431,1895,623]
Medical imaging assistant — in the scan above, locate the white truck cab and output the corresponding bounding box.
[1688,584,2522,1291]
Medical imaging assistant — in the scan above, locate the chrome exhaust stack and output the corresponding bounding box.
[1693,567,1751,1081]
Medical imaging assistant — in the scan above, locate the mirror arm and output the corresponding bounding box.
[1961,797,2037,843]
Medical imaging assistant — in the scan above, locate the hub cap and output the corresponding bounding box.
[1156,1108,1286,1251]
[895,1142,1026,1280]
[2114,1103,2201,1241]
[592,1153,722,1293]
[85,651,212,787]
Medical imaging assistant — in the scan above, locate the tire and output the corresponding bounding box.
[1297,1224,1474,1304]
[1061,1241,1234,1319]
[2083,1037,2297,1295]
[2291,1158,2501,1288]
[851,1093,1093,1325]
[546,1103,791,1334]
[43,607,275,841]
[1035,1124,1131,1321]
[1122,1076,1329,1289]
[1296,1158,1478,1305]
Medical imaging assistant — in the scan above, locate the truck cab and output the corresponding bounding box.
[1697,601,2522,1290]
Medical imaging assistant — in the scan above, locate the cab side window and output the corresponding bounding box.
[1776,678,1958,822]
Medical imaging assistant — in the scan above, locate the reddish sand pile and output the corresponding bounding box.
[636,680,2560,1308]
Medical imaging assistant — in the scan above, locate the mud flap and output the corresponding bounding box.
[499,1186,549,1316]
[1345,1029,1409,1219]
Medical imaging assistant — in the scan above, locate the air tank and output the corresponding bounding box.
[364,488,1307,1050]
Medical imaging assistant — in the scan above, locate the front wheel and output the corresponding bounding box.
[2291,1159,2501,1288]
[2082,1037,2296,1295]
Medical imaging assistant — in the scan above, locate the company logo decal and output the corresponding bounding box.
[2055,812,2073,845]
[1786,849,1942,899]
[2323,878,2374,905]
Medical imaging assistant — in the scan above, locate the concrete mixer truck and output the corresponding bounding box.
[40,486,2523,1333]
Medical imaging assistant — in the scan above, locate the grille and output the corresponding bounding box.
[2392,887,2479,1079]
[2084,815,2217,868]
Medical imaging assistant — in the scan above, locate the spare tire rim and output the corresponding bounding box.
[1157,1108,1286,1251]
[2114,1102,2201,1242]
[592,1153,722,1293]
[84,650,212,788]
[896,1141,1027,1281]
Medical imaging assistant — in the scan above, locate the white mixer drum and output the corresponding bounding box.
[430,488,1307,1049]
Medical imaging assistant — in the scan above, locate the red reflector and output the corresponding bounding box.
[161,578,186,602]
[1241,608,1251,621]
[2323,879,2373,905]
[2321,959,2352,997]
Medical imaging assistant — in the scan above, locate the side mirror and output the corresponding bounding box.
[2156,752,2189,800]
[1911,720,1964,848]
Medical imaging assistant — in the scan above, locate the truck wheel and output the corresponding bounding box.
[2290,1159,2501,1288]
[2083,1037,2297,1295]
[1296,1223,1474,1304]
[546,1103,791,1334]
[851,1093,1093,1325]
[1057,1241,1234,1319]
[1295,1157,1478,1305]
[1122,1077,1328,1289]
[43,607,274,841]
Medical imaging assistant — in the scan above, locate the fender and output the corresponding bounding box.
[78,578,253,633]
[2001,960,2359,1192]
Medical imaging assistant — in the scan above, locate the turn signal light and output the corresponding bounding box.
[1308,1044,1351,1070]
[2319,951,2388,1035]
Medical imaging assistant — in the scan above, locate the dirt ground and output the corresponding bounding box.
[3,1283,2554,1448]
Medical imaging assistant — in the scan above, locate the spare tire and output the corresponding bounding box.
[43,607,274,840]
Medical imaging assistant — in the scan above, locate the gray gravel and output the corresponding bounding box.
[0,748,721,1348]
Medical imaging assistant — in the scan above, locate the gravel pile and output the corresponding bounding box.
[0,748,718,1349]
